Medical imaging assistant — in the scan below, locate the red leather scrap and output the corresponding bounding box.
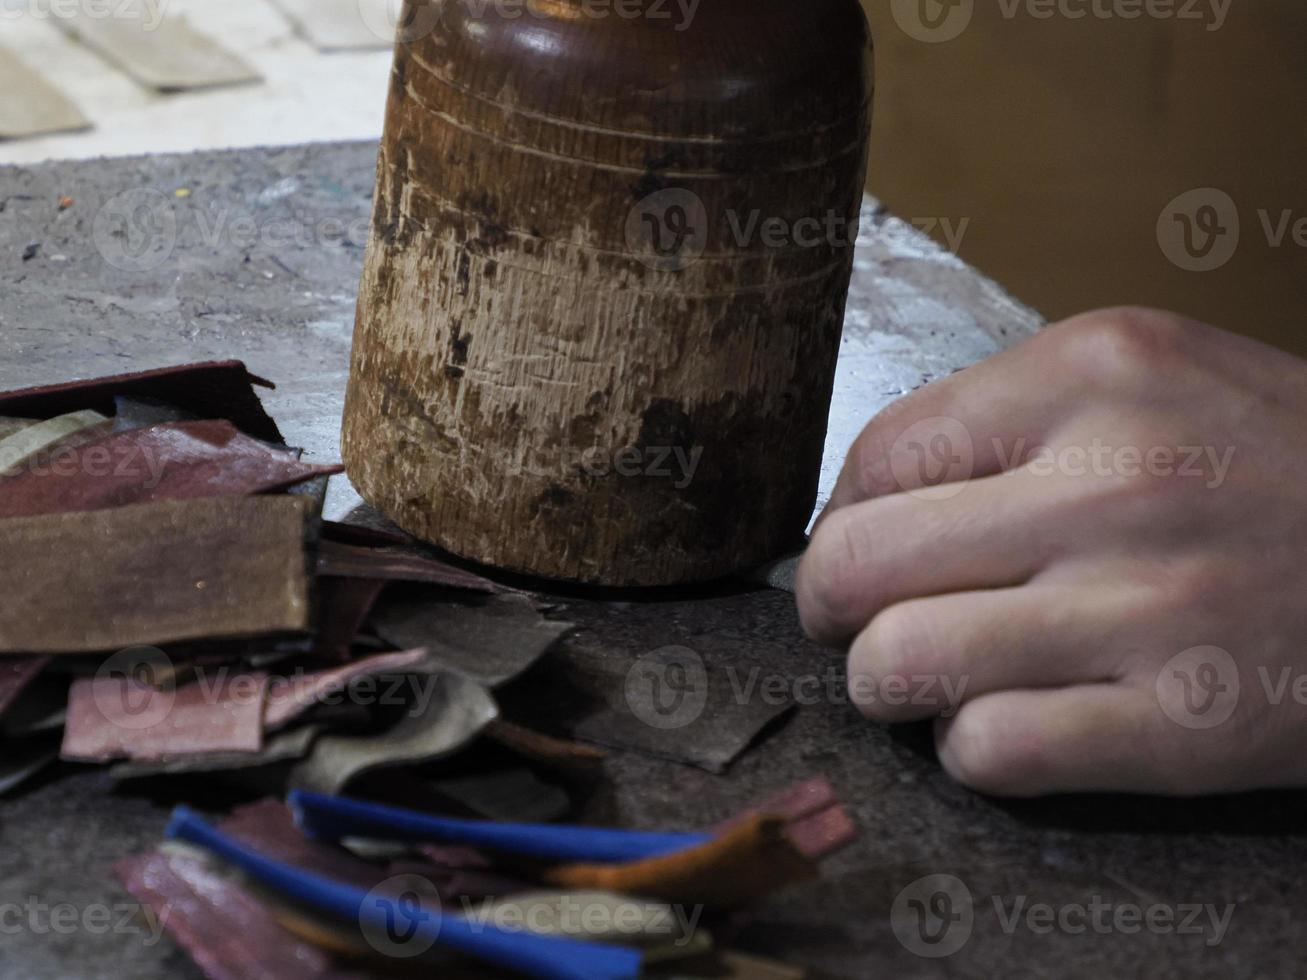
[263,648,429,731]
[0,420,343,519]
[312,576,387,660]
[61,672,269,762]
[0,361,283,442]
[115,848,369,980]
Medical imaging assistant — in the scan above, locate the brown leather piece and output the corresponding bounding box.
[567,638,796,774]
[543,815,817,908]
[0,496,313,654]
[321,520,413,549]
[317,539,505,593]
[0,420,343,519]
[0,361,282,442]
[371,592,572,687]
[485,719,606,768]
[313,576,388,660]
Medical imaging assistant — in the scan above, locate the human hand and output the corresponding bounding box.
[796,307,1307,796]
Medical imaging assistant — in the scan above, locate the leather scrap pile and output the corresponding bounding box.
[117,779,855,979]
[0,360,577,802]
[0,360,856,977]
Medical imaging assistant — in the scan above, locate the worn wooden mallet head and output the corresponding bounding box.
[343,0,873,586]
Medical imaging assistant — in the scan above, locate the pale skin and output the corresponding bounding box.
[796,306,1307,797]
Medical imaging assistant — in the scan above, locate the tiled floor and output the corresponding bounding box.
[0,0,394,164]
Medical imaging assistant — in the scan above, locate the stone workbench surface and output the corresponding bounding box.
[1,142,1302,979]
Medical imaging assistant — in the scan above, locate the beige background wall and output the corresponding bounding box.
[861,0,1307,355]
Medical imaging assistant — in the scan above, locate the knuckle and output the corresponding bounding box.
[937,705,1031,796]
[796,510,875,641]
[1132,555,1226,619]
[860,603,938,681]
[1048,307,1187,389]
[850,406,908,500]
[849,603,945,722]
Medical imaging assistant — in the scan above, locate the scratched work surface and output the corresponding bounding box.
[2,143,1305,979]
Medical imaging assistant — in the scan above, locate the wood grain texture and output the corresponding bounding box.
[344,0,874,585]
